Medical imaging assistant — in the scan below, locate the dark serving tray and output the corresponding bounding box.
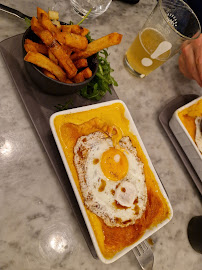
[159,94,202,196]
[0,33,119,259]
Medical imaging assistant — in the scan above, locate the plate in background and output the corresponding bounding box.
[159,94,202,195]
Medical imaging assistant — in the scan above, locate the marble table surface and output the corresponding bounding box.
[0,0,201,269]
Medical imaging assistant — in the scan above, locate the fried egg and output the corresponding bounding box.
[74,131,147,227]
[195,116,202,153]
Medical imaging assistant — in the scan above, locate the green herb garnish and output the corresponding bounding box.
[80,48,118,100]
[54,100,73,111]
[77,9,92,26]
[25,17,31,28]
[85,31,94,43]
[78,15,118,100]
[80,30,118,100]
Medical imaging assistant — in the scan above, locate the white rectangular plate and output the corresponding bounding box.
[169,96,202,181]
[50,100,173,264]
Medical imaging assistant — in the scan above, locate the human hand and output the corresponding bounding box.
[178,33,202,87]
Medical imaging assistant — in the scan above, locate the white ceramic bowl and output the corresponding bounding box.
[169,96,202,180]
[50,100,173,264]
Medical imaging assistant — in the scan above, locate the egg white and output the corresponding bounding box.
[195,116,202,153]
[74,131,147,227]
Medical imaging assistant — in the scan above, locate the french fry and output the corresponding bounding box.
[73,67,92,83]
[37,7,48,21]
[31,17,54,47]
[61,25,71,33]
[52,20,61,29]
[24,51,67,82]
[73,72,85,83]
[73,58,88,69]
[24,44,38,53]
[31,17,56,46]
[65,78,73,84]
[31,16,44,35]
[82,67,92,79]
[56,32,88,50]
[40,13,60,35]
[80,27,89,36]
[36,29,54,47]
[48,10,59,21]
[48,49,58,64]
[25,39,48,55]
[61,25,82,35]
[71,32,123,61]
[62,45,73,56]
[42,69,57,80]
[50,41,77,79]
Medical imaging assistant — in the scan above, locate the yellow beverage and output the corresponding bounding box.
[126,28,171,76]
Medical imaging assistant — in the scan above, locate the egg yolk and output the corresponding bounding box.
[100,148,129,181]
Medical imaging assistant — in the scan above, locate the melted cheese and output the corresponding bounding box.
[54,103,171,259]
[178,99,202,142]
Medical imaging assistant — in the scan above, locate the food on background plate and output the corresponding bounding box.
[24,7,122,85]
[178,98,202,153]
[53,102,172,260]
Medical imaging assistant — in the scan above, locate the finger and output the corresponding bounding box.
[195,49,202,86]
[193,36,202,84]
[181,40,190,50]
[178,53,192,79]
[181,44,202,86]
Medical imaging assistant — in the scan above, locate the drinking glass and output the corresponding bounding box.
[124,0,201,78]
[70,0,112,19]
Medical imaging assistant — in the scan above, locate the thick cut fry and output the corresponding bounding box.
[25,39,48,55]
[56,32,88,50]
[42,69,57,80]
[31,17,54,47]
[73,58,88,69]
[24,51,67,82]
[50,41,77,79]
[61,25,82,35]
[31,17,44,35]
[65,78,73,84]
[80,27,89,36]
[40,13,60,35]
[37,7,48,21]
[71,32,123,61]
[73,72,85,83]
[73,67,92,83]
[82,67,92,79]
[48,49,58,64]
[24,44,38,53]
[52,20,61,29]
[62,45,73,56]
[61,25,71,33]
[48,10,59,21]
[37,29,54,47]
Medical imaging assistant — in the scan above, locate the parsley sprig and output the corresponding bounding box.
[54,100,73,111]
[25,17,31,27]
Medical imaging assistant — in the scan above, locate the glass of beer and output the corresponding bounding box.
[124,0,201,78]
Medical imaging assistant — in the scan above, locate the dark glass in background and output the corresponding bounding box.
[185,0,202,25]
[187,216,202,254]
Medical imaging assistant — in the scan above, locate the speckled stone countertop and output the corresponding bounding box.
[0,0,201,269]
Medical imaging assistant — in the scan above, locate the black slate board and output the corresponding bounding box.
[0,33,119,259]
[159,94,202,196]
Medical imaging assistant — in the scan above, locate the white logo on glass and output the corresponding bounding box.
[141,41,172,67]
